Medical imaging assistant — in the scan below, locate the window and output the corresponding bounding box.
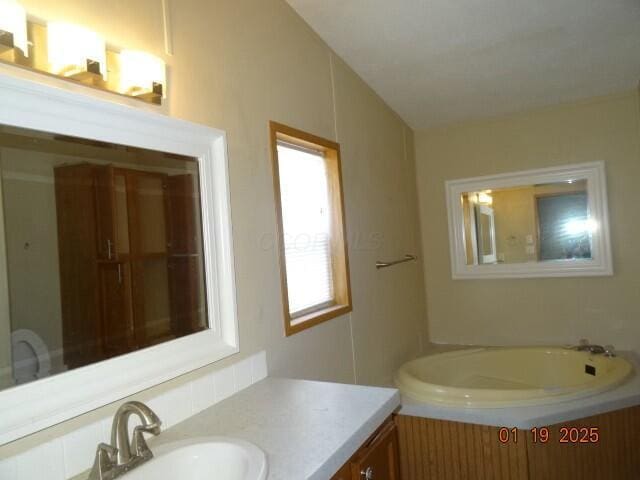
[269,122,352,336]
[536,192,591,261]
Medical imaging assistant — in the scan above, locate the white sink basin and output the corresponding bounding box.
[123,437,268,480]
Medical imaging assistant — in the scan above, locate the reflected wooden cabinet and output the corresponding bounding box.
[165,174,204,336]
[55,163,205,368]
[98,262,134,357]
[94,165,120,261]
[332,417,401,480]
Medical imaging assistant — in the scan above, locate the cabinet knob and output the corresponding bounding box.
[361,466,373,480]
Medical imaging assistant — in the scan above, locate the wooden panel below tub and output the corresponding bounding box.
[395,414,528,479]
[396,405,640,480]
[526,406,640,480]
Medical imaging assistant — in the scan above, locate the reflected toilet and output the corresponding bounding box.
[11,329,51,384]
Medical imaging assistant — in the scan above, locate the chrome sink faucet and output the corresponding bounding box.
[89,401,162,480]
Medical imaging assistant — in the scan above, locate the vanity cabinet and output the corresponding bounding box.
[332,417,401,480]
[55,163,204,368]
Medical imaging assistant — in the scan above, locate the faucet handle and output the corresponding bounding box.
[131,424,160,460]
[604,345,616,357]
[88,443,118,480]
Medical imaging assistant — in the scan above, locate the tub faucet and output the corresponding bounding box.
[573,339,616,357]
[88,401,162,480]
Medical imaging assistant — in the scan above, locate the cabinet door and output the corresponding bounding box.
[331,463,352,480]
[135,258,174,347]
[113,171,131,257]
[165,174,199,255]
[94,165,118,260]
[351,420,401,480]
[54,164,102,368]
[167,256,205,337]
[129,172,168,256]
[165,174,205,336]
[98,262,134,357]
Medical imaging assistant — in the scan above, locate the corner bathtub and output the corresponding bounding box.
[395,347,633,408]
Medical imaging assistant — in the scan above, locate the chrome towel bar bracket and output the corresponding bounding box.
[376,254,417,269]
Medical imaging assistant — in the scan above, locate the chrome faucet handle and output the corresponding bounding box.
[604,345,616,357]
[88,443,118,480]
[573,340,606,354]
[131,424,160,460]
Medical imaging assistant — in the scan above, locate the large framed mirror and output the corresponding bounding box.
[0,73,238,444]
[445,162,613,279]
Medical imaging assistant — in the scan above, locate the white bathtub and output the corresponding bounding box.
[395,347,633,408]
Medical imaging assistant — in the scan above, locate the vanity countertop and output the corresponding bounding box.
[137,378,399,480]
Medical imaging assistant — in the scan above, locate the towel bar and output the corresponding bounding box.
[376,254,417,269]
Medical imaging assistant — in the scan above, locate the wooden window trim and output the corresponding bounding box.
[269,121,352,336]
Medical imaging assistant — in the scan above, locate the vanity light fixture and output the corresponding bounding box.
[0,8,166,105]
[0,0,28,57]
[119,50,166,104]
[47,22,107,84]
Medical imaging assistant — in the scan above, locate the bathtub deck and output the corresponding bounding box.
[399,351,640,429]
[453,374,537,390]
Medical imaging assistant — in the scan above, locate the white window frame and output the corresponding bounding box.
[445,161,613,279]
[0,72,238,444]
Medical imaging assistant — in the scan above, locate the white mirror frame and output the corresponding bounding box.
[0,73,238,444]
[445,161,613,280]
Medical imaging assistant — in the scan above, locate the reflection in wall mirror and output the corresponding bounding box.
[462,180,591,265]
[0,124,208,391]
[446,162,612,279]
[473,202,497,264]
[537,187,591,261]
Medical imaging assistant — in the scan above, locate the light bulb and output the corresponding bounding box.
[119,50,166,99]
[48,22,107,80]
[0,0,28,57]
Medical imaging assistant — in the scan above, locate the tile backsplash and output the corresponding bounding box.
[0,351,268,480]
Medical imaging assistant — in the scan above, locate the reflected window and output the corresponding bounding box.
[537,192,592,260]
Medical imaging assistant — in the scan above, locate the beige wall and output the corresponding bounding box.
[415,91,640,351]
[1,151,65,374]
[492,187,537,264]
[0,0,426,455]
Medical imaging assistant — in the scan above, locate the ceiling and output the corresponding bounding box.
[285,0,640,129]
